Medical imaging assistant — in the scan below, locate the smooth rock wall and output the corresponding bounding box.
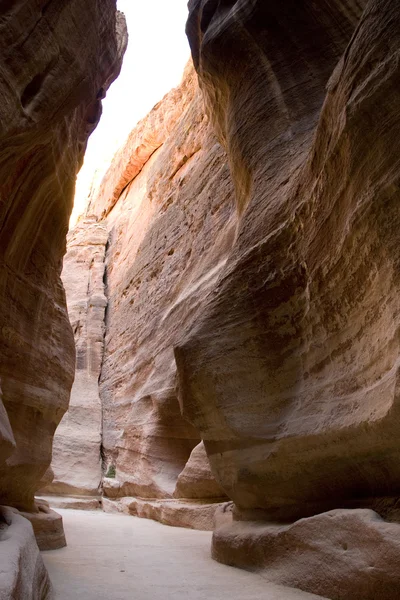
[181,0,400,521]
[0,0,126,513]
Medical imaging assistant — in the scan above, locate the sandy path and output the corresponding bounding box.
[42,509,324,600]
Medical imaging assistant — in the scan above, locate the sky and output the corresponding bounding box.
[71,0,190,225]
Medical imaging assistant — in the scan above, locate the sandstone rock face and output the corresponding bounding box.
[87,64,232,506]
[102,496,226,531]
[20,498,66,552]
[180,0,400,523]
[0,0,126,516]
[0,507,53,599]
[42,219,107,497]
[0,384,16,465]
[213,509,400,600]
[174,442,227,500]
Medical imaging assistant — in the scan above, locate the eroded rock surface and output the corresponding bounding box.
[173,0,400,596]
[86,63,232,509]
[41,219,108,498]
[174,442,227,500]
[20,500,66,552]
[213,509,400,600]
[102,496,226,531]
[0,507,53,599]
[0,0,126,517]
[181,0,400,521]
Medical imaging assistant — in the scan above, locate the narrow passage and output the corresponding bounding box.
[42,510,322,600]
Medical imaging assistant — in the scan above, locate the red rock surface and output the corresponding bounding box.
[181,0,400,521]
[0,0,126,541]
[20,499,66,551]
[177,1,400,596]
[86,64,232,506]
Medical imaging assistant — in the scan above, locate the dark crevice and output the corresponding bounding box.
[99,232,111,475]
[21,57,57,109]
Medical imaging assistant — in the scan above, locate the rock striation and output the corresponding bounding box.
[178,0,400,597]
[0,0,126,513]
[59,62,229,524]
[35,0,400,595]
[183,0,400,520]
[0,0,126,590]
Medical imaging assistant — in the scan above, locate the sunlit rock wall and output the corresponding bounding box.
[88,64,231,505]
[0,0,126,514]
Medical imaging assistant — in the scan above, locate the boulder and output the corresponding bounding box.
[213,509,400,600]
[0,507,53,599]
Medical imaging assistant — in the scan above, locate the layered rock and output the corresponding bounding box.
[0,7,126,594]
[175,0,400,596]
[0,0,126,515]
[82,63,230,517]
[103,496,227,531]
[182,0,400,520]
[20,499,66,552]
[41,219,107,498]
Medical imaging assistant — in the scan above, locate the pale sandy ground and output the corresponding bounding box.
[42,509,325,600]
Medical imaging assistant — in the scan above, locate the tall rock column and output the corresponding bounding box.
[41,219,108,498]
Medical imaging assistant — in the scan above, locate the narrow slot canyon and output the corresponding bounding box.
[1,1,400,599]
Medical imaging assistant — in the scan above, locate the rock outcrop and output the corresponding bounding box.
[174,442,226,501]
[20,499,66,552]
[213,509,400,600]
[0,507,53,600]
[41,219,108,498]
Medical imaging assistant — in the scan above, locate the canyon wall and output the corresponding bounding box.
[39,0,400,596]
[97,64,232,507]
[180,0,400,598]
[0,0,126,592]
[183,0,400,520]
[43,219,108,498]
[46,63,231,526]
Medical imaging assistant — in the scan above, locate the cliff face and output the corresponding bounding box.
[0,0,126,517]
[179,0,400,597]
[33,0,400,595]
[42,219,108,498]
[86,64,230,511]
[182,0,400,519]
